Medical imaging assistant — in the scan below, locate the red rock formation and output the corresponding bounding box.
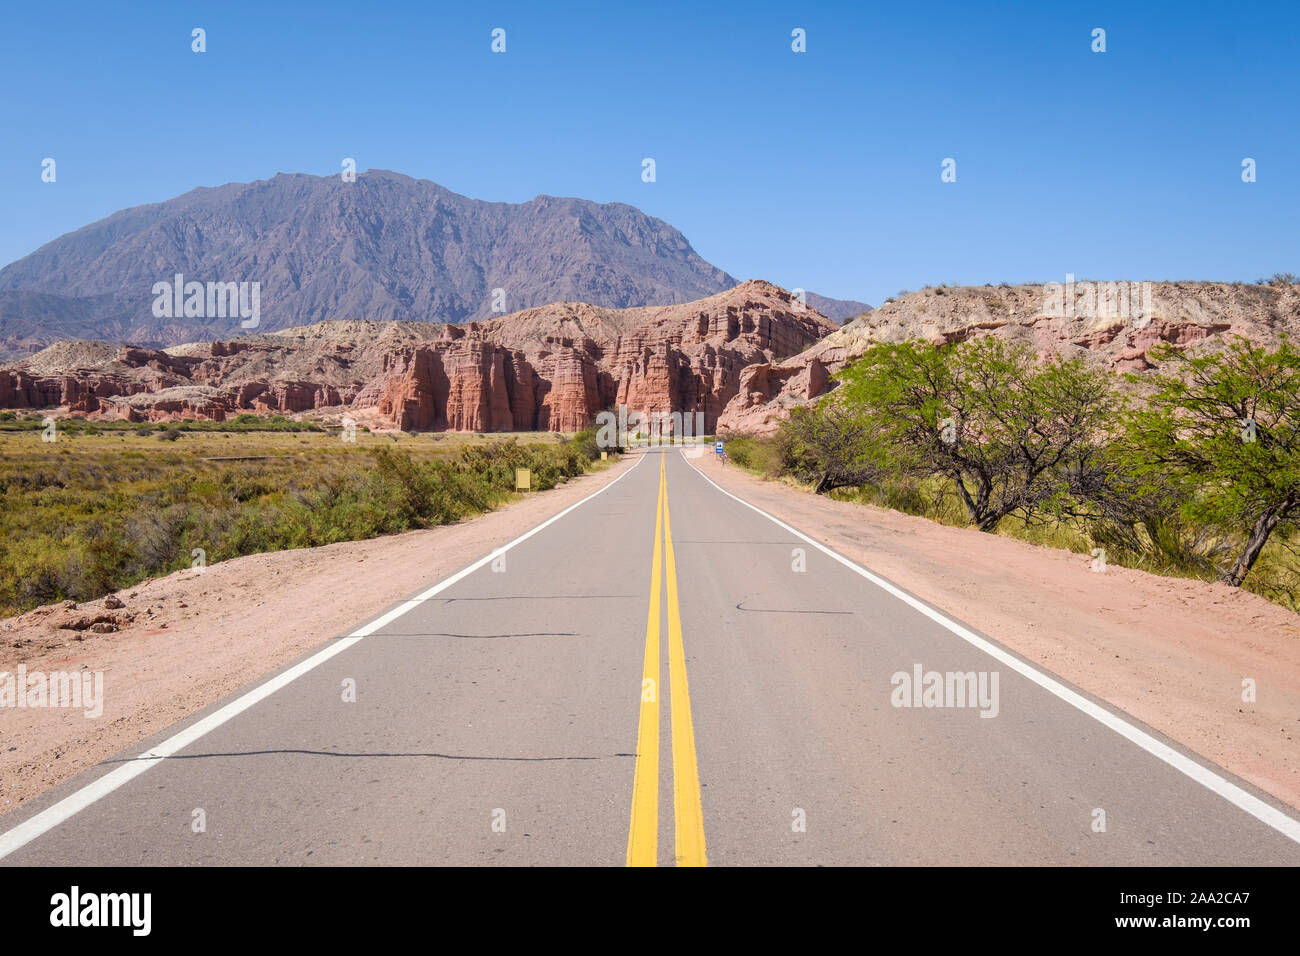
[505,352,539,431]
[539,349,600,432]
[717,281,1295,435]
[718,358,832,434]
[0,281,837,431]
[7,280,1291,435]
[358,281,834,431]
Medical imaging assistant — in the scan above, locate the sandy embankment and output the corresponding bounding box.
[0,456,638,813]
[690,452,1300,812]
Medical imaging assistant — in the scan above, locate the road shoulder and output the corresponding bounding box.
[0,455,638,815]
[688,451,1300,813]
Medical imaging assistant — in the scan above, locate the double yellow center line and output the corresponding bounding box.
[626,454,707,867]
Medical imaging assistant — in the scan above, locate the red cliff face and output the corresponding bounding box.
[376,349,448,431]
[446,341,515,432]
[374,341,545,432]
[716,281,1300,435]
[374,339,603,433]
[537,348,601,432]
[0,281,838,431]
[362,281,834,431]
[0,366,158,413]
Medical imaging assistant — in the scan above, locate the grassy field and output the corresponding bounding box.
[0,418,607,618]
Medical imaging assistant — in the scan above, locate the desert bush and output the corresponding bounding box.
[571,426,603,461]
[724,437,755,469]
[1257,272,1299,287]
[720,434,781,476]
[0,428,604,617]
[1121,337,1300,587]
[666,334,1300,609]
[775,404,887,493]
[835,338,1119,531]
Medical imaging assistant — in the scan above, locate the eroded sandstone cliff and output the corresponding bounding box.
[0,281,836,431]
[715,281,1300,434]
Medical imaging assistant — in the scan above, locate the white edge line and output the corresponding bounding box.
[0,452,646,861]
[681,450,1300,846]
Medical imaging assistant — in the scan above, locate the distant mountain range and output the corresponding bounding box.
[0,170,869,357]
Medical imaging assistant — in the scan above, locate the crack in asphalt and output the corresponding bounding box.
[735,601,853,615]
[434,595,637,603]
[110,749,628,764]
[374,632,578,638]
[673,540,796,545]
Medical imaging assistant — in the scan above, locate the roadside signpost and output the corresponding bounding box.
[515,468,531,491]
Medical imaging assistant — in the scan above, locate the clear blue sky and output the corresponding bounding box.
[2,0,1296,306]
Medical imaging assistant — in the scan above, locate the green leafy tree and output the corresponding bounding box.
[1124,337,1300,587]
[776,404,886,493]
[836,337,1117,531]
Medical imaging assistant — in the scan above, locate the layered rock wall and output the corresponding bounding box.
[0,281,837,431]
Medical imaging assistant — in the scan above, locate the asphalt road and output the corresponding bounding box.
[3,447,1300,866]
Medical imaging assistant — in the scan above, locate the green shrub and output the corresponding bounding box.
[0,429,606,617]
